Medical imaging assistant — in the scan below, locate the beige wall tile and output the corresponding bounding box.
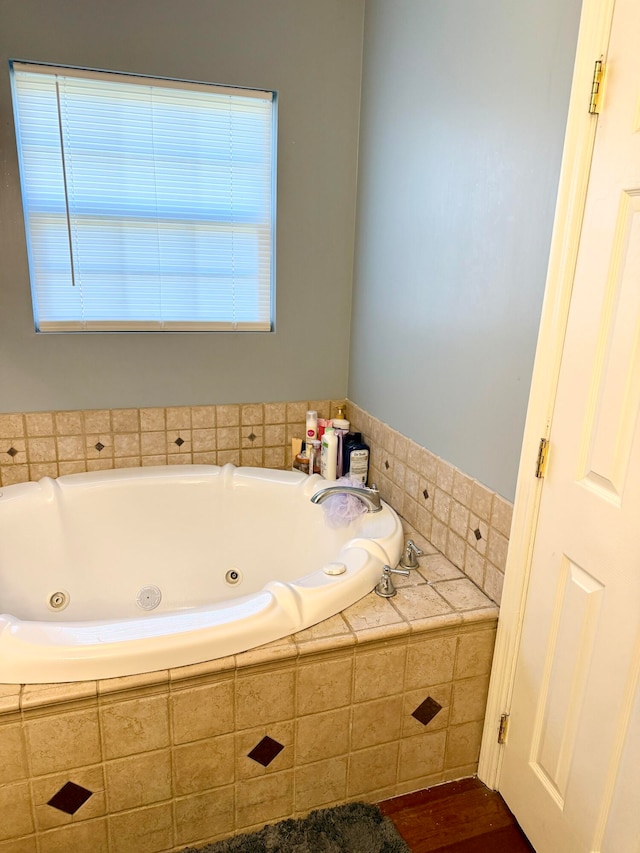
[169,678,234,743]
[191,406,216,429]
[353,646,406,703]
[464,548,486,588]
[446,531,466,570]
[295,707,350,764]
[436,459,454,493]
[347,742,398,796]
[173,734,234,795]
[108,802,173,853]
[83,410,111,433]
[38,819,109,853]
[405,636,457,691]
[25,412,54,436]
[450,676,491,725]
[236,669,295,729]
[445,720,484,769]
[175,786,234,846]
[139,408,165,431]
[58,461,86,476]
[27,437,57,463]
[166,407,191,430]
[25,709,101,776]
[433,488,451,524]
[264,402,286,423]
[54,411,83,436]
[484,563,504,604]
[105,750,172,812]
[241,448,263,467]
[398,730,447,782]
[235,771,293,830]
[434,579,493,611]
[491,495,513,538]
[351,696,403,751]
[111,409,139,433]
[216,405,240,427]
[218,449,240,466]
[430,518,447,553]
[286,402,307,422]
[487,529,509,572]
[0,413,25,436]
[0,781,34,840]
[217,427,240,450]
[241,404,263,425]
[264,424,286,446]
[294,756,348,812]
[455,629,497,679]
[140,431,167,455]
[297,657,352,716]
[192,428,216,452]
[342,592,405,633]
[264,447,286,469]
[1,464,29,485]
[114,455,141,469]
[170,679,234,745]
[452,470,473,507]
[0,723,28,784]
[470,481,493,522]
[100,696,169,760]
[113,433,141,458]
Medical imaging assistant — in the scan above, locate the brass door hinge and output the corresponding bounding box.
[535,437,549,479]
[498,713,510,745]
[589,59,603,114]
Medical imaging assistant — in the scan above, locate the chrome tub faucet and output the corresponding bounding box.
[310,483,382,513]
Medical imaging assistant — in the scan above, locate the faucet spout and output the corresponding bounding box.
[310,483,382,512]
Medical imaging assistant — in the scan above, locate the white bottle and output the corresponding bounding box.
[306,410,318,442]
[321,426,338,480]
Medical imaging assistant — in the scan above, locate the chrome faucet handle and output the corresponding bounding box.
[375,564,410,598]
[399,538,424,569]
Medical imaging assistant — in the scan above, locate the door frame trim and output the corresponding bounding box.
[478,0,616,789]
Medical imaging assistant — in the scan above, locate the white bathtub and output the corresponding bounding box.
[0,465,403,683]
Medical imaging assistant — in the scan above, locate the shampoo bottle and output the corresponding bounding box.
[343,432,370,485]
[321,426,338,480]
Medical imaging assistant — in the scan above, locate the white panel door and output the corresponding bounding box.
[499,0,640,850]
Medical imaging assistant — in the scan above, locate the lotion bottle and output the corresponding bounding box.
[306,410,318,442]
[321,426,338,480]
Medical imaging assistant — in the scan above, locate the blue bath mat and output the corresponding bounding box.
[182,802,410,853]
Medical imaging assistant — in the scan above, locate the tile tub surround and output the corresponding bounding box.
[0,532,498,853]
[347,402,513,605]
[0,398,512,602]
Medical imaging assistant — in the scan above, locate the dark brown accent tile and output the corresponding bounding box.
[248,735,285,767]
[411,696,443,727]
[47,780,93,815]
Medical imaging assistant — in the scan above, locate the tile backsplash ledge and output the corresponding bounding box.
[0,399,512,604]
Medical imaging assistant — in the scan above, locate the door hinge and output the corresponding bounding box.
[535,437,549,479]
[498,713,510,745]
[589,59,603,114]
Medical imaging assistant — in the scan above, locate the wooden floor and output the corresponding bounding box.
[379,777,535,853]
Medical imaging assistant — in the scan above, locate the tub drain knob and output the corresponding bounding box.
[136,585,162,610]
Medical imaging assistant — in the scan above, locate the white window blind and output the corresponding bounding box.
[11,63,275,332]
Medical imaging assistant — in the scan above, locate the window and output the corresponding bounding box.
[11,63,276,331]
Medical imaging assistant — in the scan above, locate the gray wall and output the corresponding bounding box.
[0,0,364,412]
[349,0,582,501]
